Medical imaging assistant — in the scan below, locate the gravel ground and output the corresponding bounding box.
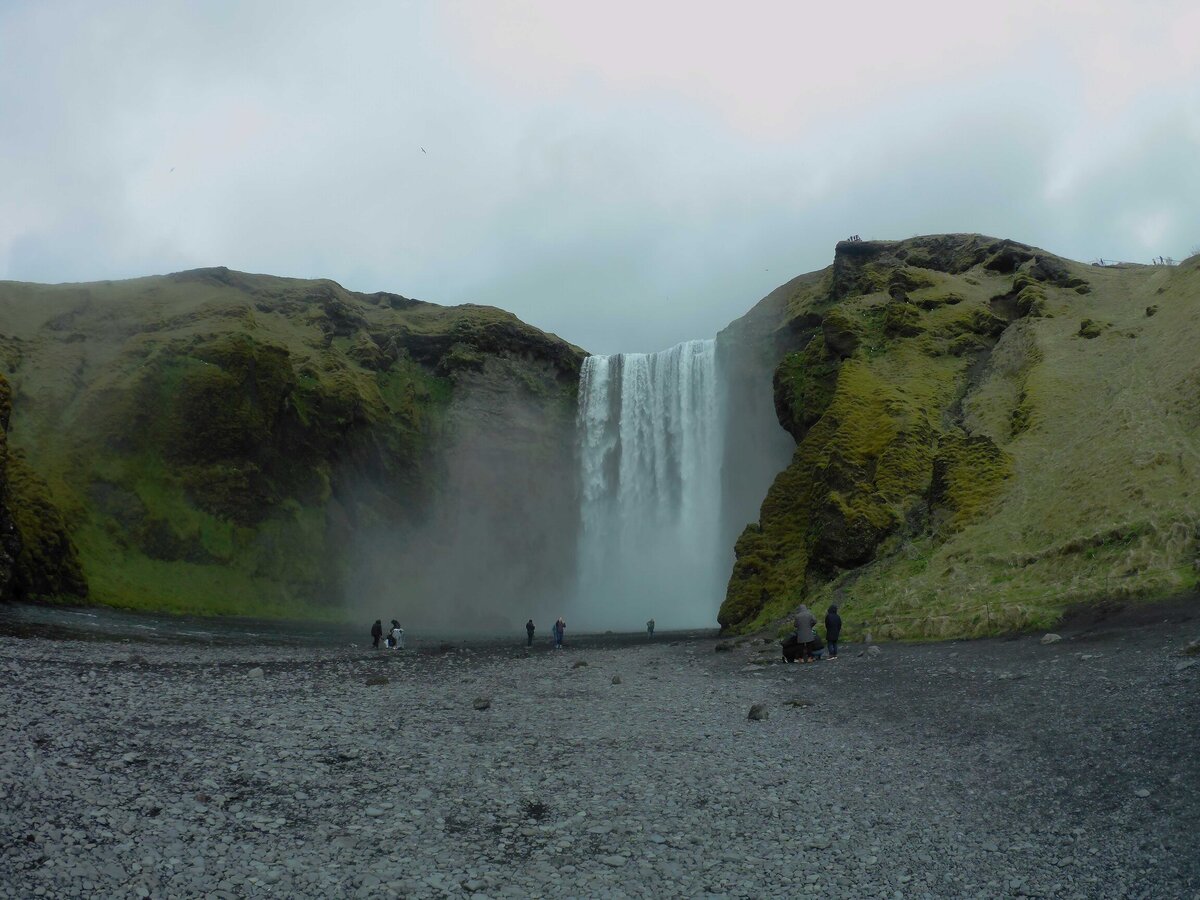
[1,615,1197,899]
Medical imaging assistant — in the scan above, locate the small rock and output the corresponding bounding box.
[572,660,588,668]
[1134,788,1150,798]
[600,855,628,867]
[365,807,385,817]
[1176,660,1197,673]
[1183,639,1200,657]
[1041,633,1062,645]
[715,643,733,653]
[247,667,265,679]
[867,645,881,658]
[472,697,491,711]
[611,675,622,685]
[747,703,769,721]
[982,840,999,852]
[364,676,389,686]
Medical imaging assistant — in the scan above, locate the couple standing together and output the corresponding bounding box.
[794,603,841,663]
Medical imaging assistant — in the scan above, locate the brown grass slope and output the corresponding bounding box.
[719,235,1200,638]
[0,268,584,617]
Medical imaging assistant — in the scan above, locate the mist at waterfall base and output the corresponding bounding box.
[341,338,790,636]
[341,371,581,636]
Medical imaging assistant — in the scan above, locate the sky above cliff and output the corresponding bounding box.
[2,1,1198,354]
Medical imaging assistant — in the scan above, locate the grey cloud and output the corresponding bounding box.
[1,3,1197,355]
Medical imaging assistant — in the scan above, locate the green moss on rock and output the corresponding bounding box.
[929,432,1012,532]
[721,357,944,628]
[6,451,87,599]
[883,301,924,337]
[0,372,87,602]
[1015,285,1049,318]
[772,336,842,441]
[821,308,863,357]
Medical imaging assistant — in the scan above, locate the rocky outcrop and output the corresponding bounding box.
[0,374,87,602]
[0,271,583,619]
[719,234,1199,637]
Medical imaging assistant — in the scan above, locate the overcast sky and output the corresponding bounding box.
[2,1,1198,353]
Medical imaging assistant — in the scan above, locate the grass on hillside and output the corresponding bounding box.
[0,268,581,620]
[730,246,1200,640]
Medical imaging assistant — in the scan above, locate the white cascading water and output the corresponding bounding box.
[574,339,725,630]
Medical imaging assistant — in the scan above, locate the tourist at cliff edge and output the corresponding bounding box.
[371,619,383,650]
[526,619,536,646]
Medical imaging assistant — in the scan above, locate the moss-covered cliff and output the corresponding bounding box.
[719,235,1200,638]
[0,372,88,603]
[0,268,584,619]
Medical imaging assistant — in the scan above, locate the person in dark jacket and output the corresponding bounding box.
[371,619,383,650]
[825,604,842,659]
[526,619,536,646]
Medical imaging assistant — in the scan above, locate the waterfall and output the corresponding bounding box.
[574,339,725,629]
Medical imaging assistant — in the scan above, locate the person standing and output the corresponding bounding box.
[646,618,655,638]
[526,619,536,647]
[371,619,383,650]
[825,604,842,660]
[554,617,565,650]
[794,604,817,663]
[390,620,404,650]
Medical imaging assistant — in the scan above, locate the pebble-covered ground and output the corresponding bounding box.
[1,616,1197,899]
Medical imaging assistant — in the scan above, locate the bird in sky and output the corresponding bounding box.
[420,147,426,154]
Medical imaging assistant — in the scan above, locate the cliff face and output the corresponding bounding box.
[0,372,88,603]
[719,235,1200,637]
[0,269,583,620]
